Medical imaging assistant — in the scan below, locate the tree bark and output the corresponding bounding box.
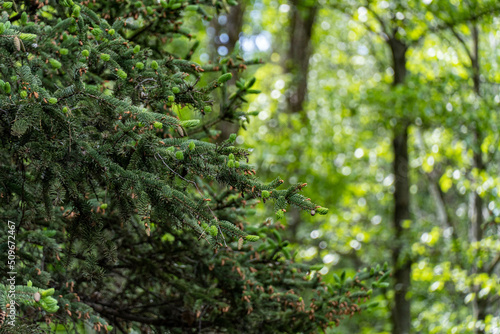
[286,0,318,114]
[285,0,318,236]
[391,125,411,334]
[388,36,411,334]
[212,3,246,141]
[469,21,487,334]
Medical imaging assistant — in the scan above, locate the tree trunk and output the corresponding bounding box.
[285,0,318,235]
[391,125,411,334]
[469,131,484,244]
[469,22,487,334]
[389,36,411,334]
[286,0,318,114]
[212,2,246,141]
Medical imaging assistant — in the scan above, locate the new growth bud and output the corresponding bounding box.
[218,73,232,84]
[245,235,260,242]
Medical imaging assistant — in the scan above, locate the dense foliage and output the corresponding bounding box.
[0,1,389,333]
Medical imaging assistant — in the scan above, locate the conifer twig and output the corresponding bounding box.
[154,152,228,247]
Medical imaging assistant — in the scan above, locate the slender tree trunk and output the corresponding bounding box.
[471,23,481,97]
[471,134,487,334]
[225,3,246,56]
[212,2,246,141]
[286,0,318,114]
[469,130,484,245]
[391,126,411,334]
[285,0,318,238]
[469,22,487,334]
[388,36,411,334]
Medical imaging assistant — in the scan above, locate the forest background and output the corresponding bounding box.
[213,0,500,333]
